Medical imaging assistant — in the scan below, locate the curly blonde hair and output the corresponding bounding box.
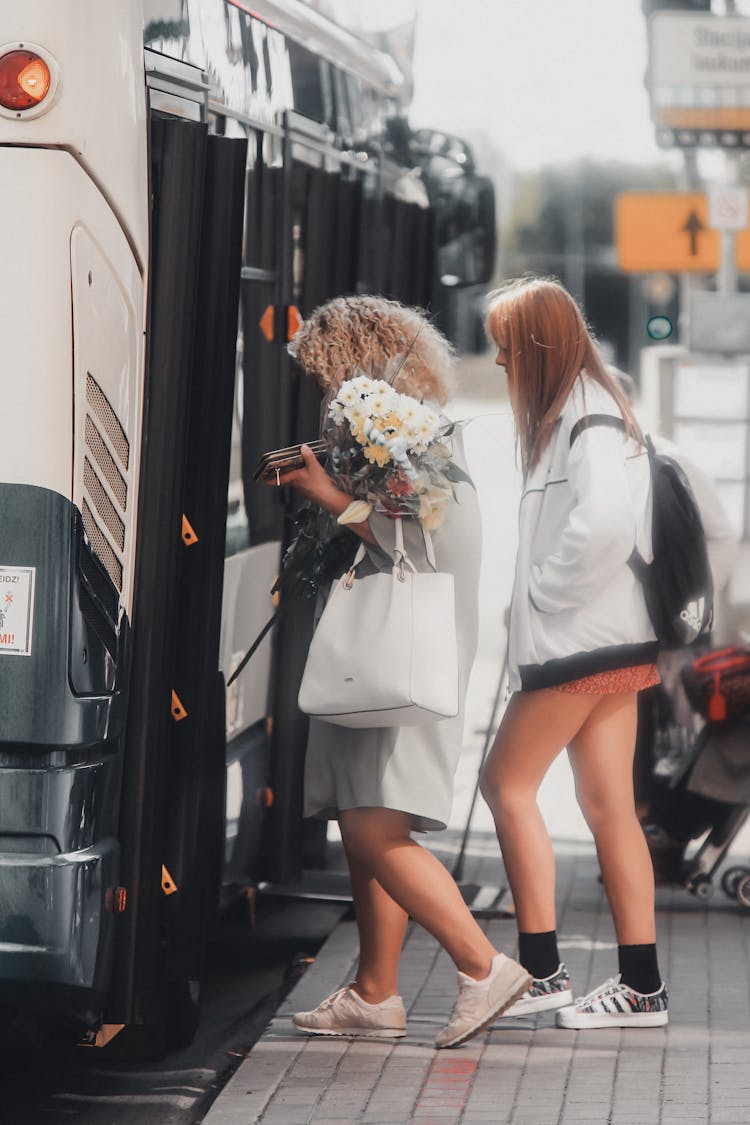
[288,295,455,405]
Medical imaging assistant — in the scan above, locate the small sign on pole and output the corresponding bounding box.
[708,186,749,231]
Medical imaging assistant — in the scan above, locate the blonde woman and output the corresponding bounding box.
[481,278,668,1029]
[275,295,530,1049]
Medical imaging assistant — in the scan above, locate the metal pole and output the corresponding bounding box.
[718,151,741,295]
[678,148,701,346]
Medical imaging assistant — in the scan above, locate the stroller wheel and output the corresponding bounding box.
[689,874,714,900]
[721,865,750,899]
[736,875,750,911]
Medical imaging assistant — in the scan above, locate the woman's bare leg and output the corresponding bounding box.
[339,807,497,980]
[480,689,601,932]
[568,692,656,945]
[342,838,409,1003]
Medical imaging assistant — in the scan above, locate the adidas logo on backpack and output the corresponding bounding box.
[680,597,707,639]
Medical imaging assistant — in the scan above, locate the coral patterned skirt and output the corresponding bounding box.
[550,664,660,695]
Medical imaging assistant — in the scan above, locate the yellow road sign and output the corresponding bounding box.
[615,193,750,273]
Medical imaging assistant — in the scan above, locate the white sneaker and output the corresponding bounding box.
[556,975,668,1029]
[499,963,573,1017]
[435,953,532,1049]
[293,986,407,1039]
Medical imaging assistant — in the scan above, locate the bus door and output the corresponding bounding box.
[220,122,287,901]
[108,57,248,1050]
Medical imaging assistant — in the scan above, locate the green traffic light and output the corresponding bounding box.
[647,315,674,341]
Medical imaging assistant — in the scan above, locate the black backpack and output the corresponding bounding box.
[570,415,713,648]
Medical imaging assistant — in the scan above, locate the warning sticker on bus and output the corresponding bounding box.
[0,566,36,656]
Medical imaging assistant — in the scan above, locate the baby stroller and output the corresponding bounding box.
[639,646,750,909]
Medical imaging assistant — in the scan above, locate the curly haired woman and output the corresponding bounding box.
[274,295,531,1049]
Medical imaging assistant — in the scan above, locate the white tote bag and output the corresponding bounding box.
[298,520,459,727]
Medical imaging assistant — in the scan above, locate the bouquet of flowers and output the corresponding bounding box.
[324,371,471,531]
[269,369,471,612]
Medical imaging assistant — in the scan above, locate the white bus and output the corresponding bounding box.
[0,0,494,1052]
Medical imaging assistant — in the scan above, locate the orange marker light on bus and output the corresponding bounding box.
[0,50,51,111]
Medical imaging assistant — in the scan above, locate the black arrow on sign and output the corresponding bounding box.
[682,209,706,256]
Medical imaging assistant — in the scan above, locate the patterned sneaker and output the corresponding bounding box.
[293,986,406,1039]
[556,975,668,1029]
[499,963,573,1017]
[435,953,532,1049]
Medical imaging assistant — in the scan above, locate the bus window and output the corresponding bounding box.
[345,75,369,148]
[238,7,260,93]
[194,0,247,113]
[286,40,328,125]
[261,30,273,99]
[265,27,294,113]
[331,67,352,147]
[221,3,248,111]
[143,0,190,56]
[224,3,243,65]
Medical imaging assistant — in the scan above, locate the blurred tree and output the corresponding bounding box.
[503,159,679,370]
[508,159,677,259]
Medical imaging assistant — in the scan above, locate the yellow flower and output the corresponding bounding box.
[382,411,403,433]
[363,443,392,467]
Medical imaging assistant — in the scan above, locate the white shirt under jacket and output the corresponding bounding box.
[507,374,658,693]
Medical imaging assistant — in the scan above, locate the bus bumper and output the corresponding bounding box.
[0,836,118,1030]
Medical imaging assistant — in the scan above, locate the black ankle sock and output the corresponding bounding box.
[618,943,662,995]
[518,931,559,980]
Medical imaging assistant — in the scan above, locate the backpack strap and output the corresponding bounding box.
[569,413,627,448]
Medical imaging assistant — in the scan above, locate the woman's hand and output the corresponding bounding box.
[270,444,377,544]
[275,444,338,507]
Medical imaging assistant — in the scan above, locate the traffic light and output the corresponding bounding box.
[641,1,711,11]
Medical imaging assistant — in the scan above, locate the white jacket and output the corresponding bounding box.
[508,375,658,693]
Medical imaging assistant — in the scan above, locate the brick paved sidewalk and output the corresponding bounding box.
[202,837,750,1125]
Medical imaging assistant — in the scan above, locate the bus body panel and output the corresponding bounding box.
[1,150,75,498]
[0,149,145,619]
[0,0,149,268]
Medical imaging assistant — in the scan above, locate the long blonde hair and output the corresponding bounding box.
[288,295,455,405]
[485,277,641,469]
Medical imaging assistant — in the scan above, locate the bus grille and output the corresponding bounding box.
[85,415,127,511]
[82,374,130,592]
[84,458,125,551]
[86,374,130,469]
[82,501,124,591]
